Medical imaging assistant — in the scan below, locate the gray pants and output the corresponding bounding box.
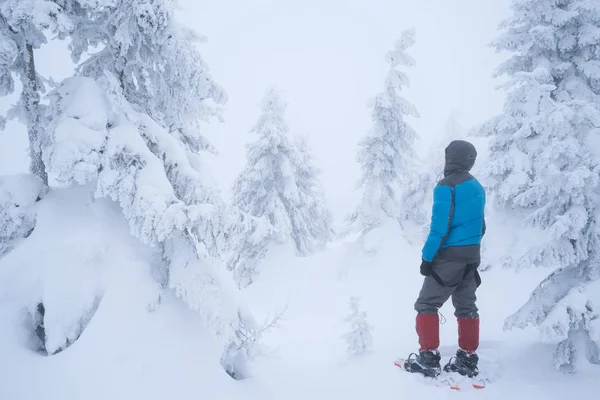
[414,258,480,318]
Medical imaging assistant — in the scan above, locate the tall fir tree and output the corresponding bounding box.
[230,88,332,286]
[0,0,268,378]
[476,0,600,372]
[347,28,420,236]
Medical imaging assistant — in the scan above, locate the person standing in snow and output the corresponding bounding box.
[403,140,486,378]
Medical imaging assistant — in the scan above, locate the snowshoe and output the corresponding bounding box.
[402,350,441,378]
[443,349,479,378]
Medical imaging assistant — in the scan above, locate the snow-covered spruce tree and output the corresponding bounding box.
[346,28,420,236]
[43,71,260,376]
[68,0,227,157]
[342,296,374,356]
[0,0,72,185]
[27,0,266,378]
[475,0,600,372]
[229,88,332,286]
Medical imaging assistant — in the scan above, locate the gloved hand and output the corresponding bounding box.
[420,259,432,276]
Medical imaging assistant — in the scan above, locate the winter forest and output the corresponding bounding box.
[0,0,599,399]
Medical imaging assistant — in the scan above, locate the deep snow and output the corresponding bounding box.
[0,197,598,400]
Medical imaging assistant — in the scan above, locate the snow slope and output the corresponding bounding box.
[242,224,600,399]
[0,207,598,399]
[0,187,251,399]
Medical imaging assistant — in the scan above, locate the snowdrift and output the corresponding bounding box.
[0,186,253,399]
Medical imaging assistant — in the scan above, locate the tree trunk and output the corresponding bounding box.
[22,43,48,186]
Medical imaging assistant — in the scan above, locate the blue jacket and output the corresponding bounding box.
[421,140,486,263]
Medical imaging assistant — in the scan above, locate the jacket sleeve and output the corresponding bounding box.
[421,184,453,262]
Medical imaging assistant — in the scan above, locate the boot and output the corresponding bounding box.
[404,350,441,378]
[403,313,441,377]
[443,317,480,377]
[443,349,479,377]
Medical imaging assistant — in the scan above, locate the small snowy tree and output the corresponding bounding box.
[293,134,335,249]
[0,0,72,185]
[476,0,600,372]
[342,296,374,356]
[347,28,420,236]
[230,88,333,286]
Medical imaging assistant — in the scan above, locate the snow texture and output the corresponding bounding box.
[476,0,600,372]
[347,29,420,236]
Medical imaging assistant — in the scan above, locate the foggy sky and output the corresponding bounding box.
[0,0,512,224]
[177,0,511,222]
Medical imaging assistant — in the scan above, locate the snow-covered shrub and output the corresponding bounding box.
[221,306,287,379]
[342,296,374,356]
[477,0,600,372]
[42,74,248,347]
[347,28,420,237]
[0,174,46,257]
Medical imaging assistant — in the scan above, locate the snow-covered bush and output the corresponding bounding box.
[229,88,333,287]
[221,305,287,379]
[0,174,46,257]
[342,296,374,356]
[477,0,600,372]
[41,74,257,369]
[347,28,420,237]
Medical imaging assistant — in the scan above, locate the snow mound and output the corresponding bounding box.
[0,185,161,355]
[0,185,254,400]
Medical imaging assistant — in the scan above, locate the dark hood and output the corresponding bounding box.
[444,140,477,176]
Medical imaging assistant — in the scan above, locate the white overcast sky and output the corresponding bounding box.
[1,0,512,222]
[177,0,512,220]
